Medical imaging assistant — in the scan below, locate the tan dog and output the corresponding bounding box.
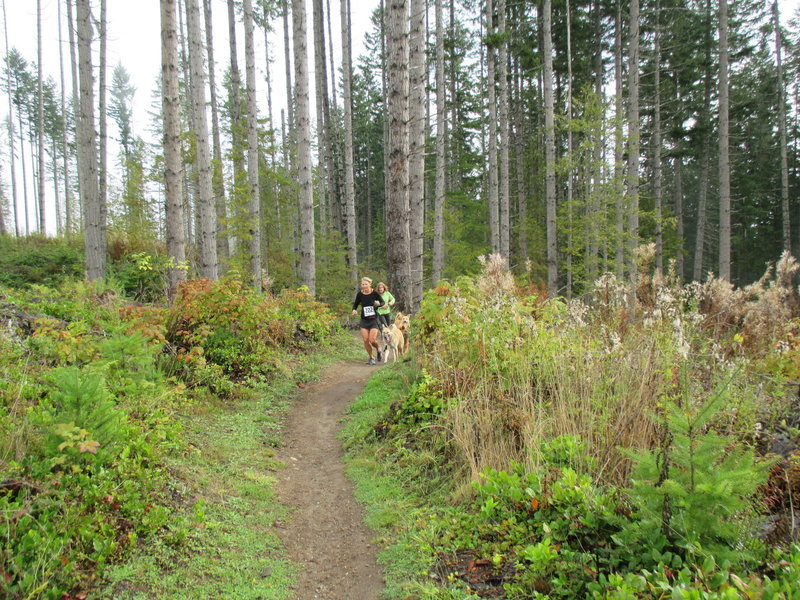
[394,312,411,355]
[381,324,405,363]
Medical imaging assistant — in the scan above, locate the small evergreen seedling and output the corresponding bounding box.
[622,386,770,566]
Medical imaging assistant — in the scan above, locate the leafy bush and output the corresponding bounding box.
[164,277,338,391]
[0,285,178,599]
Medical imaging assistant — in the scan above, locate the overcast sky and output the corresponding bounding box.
[1,0,381,146]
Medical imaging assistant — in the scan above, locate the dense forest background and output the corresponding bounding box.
[1,0,799,309]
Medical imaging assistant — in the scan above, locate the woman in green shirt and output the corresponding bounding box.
[376,282,395,329]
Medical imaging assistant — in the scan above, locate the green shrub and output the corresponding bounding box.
[0,235,83,288]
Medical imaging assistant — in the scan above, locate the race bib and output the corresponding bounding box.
[363,305,376,317]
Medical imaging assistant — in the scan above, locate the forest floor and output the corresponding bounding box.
[273,355,385,600]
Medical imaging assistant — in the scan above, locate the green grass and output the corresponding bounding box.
[96,333,356,600]
[339,360,459,600]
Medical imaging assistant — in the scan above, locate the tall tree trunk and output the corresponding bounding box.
[243,0,261,287]
[565,0,573,296]
[409,0,425,310]
[161,0,187,295]
[293,0,316,294]
[341,0,358,282]
[227,0,246,252]
[283,0,294,128]
[613,0,624,278]
[486,0,499,254]
[18,105,30,234]
[694,6,712,282]
[653,0,663,274]
[325,0,342,232]
[2,0,20,237]
[544,0,557,296]
[718,0,731,281]
[58,0,73,238]
[77,0,104,280]
[51,138,61,234]
[387,0,411,310]
[312,0,330,227]
[98,0,108,255]
[178,0,195,250]
[514,58,528,264]
[432,0,446,285]
[587,0,603,281]
[498,0,510,260]
[67,0,83,218]
[0,162,6,234]
[203,0,229,268]
[626,0,640,284]
[186,0,218,279]
[37,0,46,234]
[775,0,790,252]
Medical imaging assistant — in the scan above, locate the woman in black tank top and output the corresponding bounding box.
[351,277,385,365]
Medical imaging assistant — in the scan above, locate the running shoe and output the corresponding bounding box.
[376,350,383,362]
[368,357,377,365]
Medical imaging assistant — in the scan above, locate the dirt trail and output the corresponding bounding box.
[274,359,384,600]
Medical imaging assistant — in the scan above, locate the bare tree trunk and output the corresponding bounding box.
[587,0,603,281]
[515,60,528,264]
[432,0,445,285]
[98,0,108,254]
[0,161,6,234]
[58,0,73,238]
[161,0,187,295]
[498,0,510,260]
[37,0,46,234]
[243,0,261,287]
[653,0,663,274]
[77,0,104,280]
[325,0,342,232]
[613,0,624,278]
[178,0,195,250]
[409,0,425,310]
[718,0,731,281]
[674,153,684,279]
[264,23,280,241]
[312,0,330,227]
[283,0,294,128]
[203,0,229,268]
[51,138,61,234]
[67,0,82,220]
[694,9,712,281]
[486,0,499,254]
[565,0,573,296]
[293,0,316,295]
[544,0,557,296]
[775,0,790,252]
[2,0,20,237]
[341,0,358,282]
[18,105,30,235]
[387,0,411,310]
[626,0,640,285]
[227,0,246,253]
[186,0,218,279]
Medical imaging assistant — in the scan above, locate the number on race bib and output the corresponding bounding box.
[363,305,376,317]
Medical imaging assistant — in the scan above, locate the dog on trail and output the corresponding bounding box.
[394,312,411,355]
[381,324,405,363]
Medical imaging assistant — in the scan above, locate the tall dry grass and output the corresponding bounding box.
[416,250,799,485]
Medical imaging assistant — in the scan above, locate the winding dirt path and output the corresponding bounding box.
[274,359,385,600]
